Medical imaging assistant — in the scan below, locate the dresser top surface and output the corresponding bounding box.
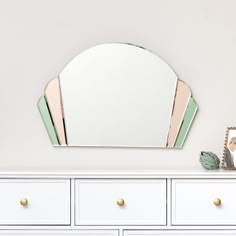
[0,167,235,178]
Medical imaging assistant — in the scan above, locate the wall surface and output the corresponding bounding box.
[0,0,235,171]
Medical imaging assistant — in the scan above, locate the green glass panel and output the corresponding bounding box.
[174,97,198,148]
[37,96,59,145]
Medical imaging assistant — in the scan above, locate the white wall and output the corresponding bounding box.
[0,0,235,171]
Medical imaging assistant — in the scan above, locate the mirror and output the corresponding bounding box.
[38,43,198,148]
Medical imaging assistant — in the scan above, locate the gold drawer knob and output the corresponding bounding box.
[214,198,221,206]
[20,198,28,207]
[117,198,125,206]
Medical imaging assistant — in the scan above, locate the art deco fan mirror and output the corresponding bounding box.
[38,43,198,148]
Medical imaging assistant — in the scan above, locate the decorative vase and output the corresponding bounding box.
[199,151,220,170]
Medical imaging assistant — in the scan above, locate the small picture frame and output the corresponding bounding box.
[222,127,236,170]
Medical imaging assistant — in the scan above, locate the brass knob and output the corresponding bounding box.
[20,198,28,207]
[117,198,125,206]
[214,198,221,206]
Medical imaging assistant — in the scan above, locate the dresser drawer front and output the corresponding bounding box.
[75,179,166,225]
[0,230,118,236]
[0,179,70,225]
[172,179,236,225]
[124,230,236,236]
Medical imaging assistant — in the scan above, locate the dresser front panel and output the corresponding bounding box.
[0,230,118,236]
[75,179,167,225]
[0,179,70,225]
[172,179,236,225]
[124,230,236,236]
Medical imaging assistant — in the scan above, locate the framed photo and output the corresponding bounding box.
[222,127,236,170]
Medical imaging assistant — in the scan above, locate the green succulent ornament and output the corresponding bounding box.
[199,151,220,170]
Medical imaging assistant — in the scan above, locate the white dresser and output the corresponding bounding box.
[1,170,236,236]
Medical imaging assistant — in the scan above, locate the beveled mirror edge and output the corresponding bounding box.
[37,96,59,146]
[167,80,192,148]
[44,78,67,145]
[174,97,198,148]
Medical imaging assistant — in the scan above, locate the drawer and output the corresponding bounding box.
[124,230,236,236]
[0,179,70,225]
[75,179,166,225]
[0,230,119,236]
[172,179,236,225]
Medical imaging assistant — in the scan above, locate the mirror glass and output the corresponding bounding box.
[38,43,198,148]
